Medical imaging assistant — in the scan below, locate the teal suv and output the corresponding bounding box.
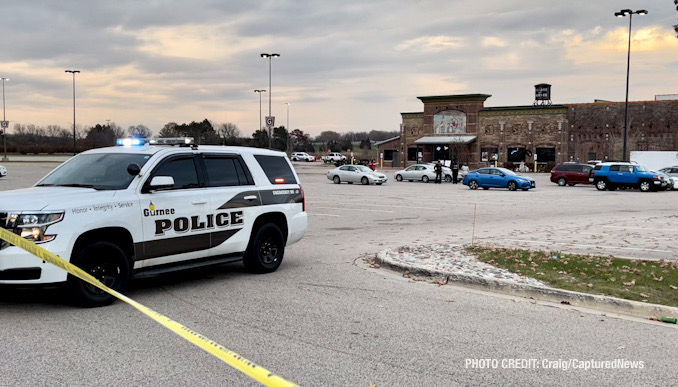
[589,162,667,192]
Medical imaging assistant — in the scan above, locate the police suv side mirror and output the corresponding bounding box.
[127,163,141,176]
[149,176,175,190]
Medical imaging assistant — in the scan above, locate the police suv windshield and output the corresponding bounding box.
[37,153,151,190]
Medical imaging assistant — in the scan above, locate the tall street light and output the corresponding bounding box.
[260,53,280,148]
[65,70,80,155]
[1,77,8,161]
[254,89,266,132]
[615,9,647,161]
[284,102,291,153]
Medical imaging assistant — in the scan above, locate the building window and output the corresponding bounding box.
[407,147,418,161]
[507,147,526,162]
[588,152,597,161]
[535,147,556,162]
[384,150,396,161]
[481,147,498,162]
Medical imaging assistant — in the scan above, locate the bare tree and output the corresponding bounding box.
[217,123,241,144]
[127,124,152,138]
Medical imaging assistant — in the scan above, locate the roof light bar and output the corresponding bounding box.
[116,138,144,147]
[148,137,195,146]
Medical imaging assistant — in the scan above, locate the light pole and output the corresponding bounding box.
[615,9,647,161]
[1,77,8,161]
[254,89,266,132]
[260,53,280,148]
[65,70,80,155]
[284,102,291,153]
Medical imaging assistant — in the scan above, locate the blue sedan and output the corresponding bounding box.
[462,167,536,191]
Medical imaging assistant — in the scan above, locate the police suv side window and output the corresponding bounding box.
[149,155,200,190]
[254,155,298,184]
[202,155,254,187]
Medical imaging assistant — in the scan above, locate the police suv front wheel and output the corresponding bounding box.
[68,242,130,308]
[244,223,285,273]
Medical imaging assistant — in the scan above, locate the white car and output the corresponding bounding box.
[290,152,316,162]
[394,164,454,183]
[327,165,387,185]
[658,166,678,190]
[0,165,6,178]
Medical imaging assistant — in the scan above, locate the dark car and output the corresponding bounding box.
[550,163,593,186]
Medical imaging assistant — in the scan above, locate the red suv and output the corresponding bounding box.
[550,163,593,186]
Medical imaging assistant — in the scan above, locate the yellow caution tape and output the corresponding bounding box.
[0,228,298,387]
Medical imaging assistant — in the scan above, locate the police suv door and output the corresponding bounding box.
[139,153,213,268]
[199,153,260,258]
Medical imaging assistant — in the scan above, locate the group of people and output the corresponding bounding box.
[434,161,469,184]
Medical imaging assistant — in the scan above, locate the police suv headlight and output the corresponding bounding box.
[6,211,64,243]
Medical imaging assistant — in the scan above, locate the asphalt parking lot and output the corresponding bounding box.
[1,159,677,386]
[299,162,677,262]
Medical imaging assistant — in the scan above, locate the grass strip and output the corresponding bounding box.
[465,245,678,308]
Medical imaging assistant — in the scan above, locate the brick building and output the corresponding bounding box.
[377,92,678,170]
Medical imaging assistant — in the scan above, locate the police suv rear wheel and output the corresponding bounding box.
[68,242,130,308]
[244,223,285,273]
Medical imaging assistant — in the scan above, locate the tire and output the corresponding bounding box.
[444,175,452,183]
[67,242,130,308]
[557,177,566,186]
[482,187,489,190]
[507,181,517,191]
[396,174,403,181]
[595,179,607,191]
[333,176,341,184]
[361,177,369,185]
[468,180,479,190]
[422,176,429,183]
[639,180,652,192]
[243,223,285,273]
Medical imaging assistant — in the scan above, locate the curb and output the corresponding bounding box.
[375,249,678,322]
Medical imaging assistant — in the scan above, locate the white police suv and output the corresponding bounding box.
[0,138,307,307]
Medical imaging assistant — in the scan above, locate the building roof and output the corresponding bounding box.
[414,136,477,145]
[417,94,492,103]
[374,136,400,146]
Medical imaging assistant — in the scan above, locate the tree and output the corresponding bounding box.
[159,122,180,137]
[251,129,269,148]
[272,126,289,151]
[217,123,241,145]
[128,124,152,138]
[84,124,117,148]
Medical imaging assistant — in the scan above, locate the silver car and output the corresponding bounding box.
[394,164,454,183]
[0,165,6,178]
[327,165,388,185]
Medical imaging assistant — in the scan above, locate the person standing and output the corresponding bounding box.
[434,161,443,184]
[452,162,459,184]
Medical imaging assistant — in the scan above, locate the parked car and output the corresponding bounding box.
[394,164,454,183]
[0,165,6,178]
[550,162,593,186]
[327,164,387,185]
[462,167,536,191]
[321,152,346,164]
[290,152,316,162]
[589,162,666,192]
[658,166,678,190]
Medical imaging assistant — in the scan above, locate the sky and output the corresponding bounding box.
[1,0,677,138]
